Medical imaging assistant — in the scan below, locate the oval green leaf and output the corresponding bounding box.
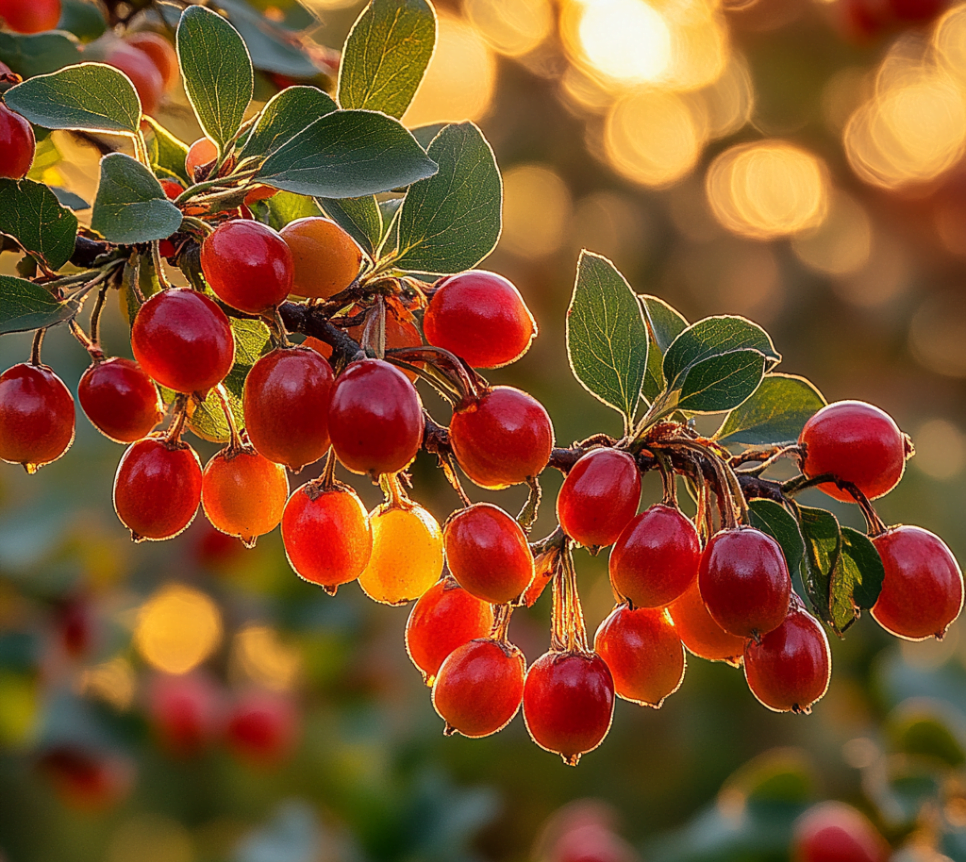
[797,504,841,629]
[0,178,78,271]
[0,31,82,78]
[319,196,382,255]
[831,527,884,633]
[0,274,80,334]
[748,499,805,575]
[91,154,183,244]
[216,0,319,77]
[674,349,765,414]
[716,373,826,446]
[241,85,337,160]
[640,294,688,404]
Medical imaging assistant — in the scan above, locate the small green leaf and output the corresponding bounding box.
[261,191,323,231]
[338,0,436,118]
[50,188,89,211]
[797,505,842,628]
[394,122,501,274]
[0,274,80,334]
[640,294,689,403]
[717,374,826,446]
[4,63,140,133]
[177,5,253,150]
[0,179,78,270]
[0,31,82,78]
[888,705,966,767]
[91,154,183,244]
[674,349,765,414]
[216,0,319,77]
[748,499,805,575]
[319,196,381,256]
[57,0,107,42]
[567,251,649,426]
[257,109,437,198]
[830,527,885,632]
[144,116,190,185]
[411,123,446,150]
[241,85,336,159]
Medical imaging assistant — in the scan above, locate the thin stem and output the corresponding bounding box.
[654,450,678,508]
[180,216,215,237]
[491,604,513,644]
[151,241,172,291]
[268,307,291,349]
[320,448,337,490]
[214,385,242,451]
[68,319,102,360]
[165,395,189,444]
[30,329,45,366]
[517,477,542,532]
[89,284,109,349]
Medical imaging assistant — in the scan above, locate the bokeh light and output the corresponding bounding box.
[231,625,302,691]
[464,0,553,57]
[909,294,966,378]
[912,418,966,481]
[78,658,137,711]
[501,164,573,258]
[134,585,223,676]
[700,54,755,137]
[107,815,193,862]
[792,190,872,275]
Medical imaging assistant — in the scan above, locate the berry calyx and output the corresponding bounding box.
[104,43,164,116]
[242,347,334,471]
[406,576,494,685]
[594,604,686,708]
[225,689,299,767]
[792,801,890,862]
[0,363,75,472]
[124,32,178,90]
[557,448,641,549]
[328,358,424,476]
[185,137,218,181]
[697,527,792,640]
[443,503,535,604]
[449,386,554,490]
[281,481,372,593]
[0,0,61,33]
[279,217,364,299]
[432,638,527,737]
[201,446,289,547]
[799,401,910,503]
[201,220,294,314]
[743,605,831,713]
[423,270,536,368]
[131,288,235,397]
[113,437,202,541]
[0,103,35,180]
[666,579,747,666]
[871,525,964,640]
[78,358,164,444]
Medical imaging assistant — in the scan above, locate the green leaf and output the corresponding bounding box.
[3,63,140,133]
[216,0,319,77]
[0,274,80,334]
[57,0,107,42]
[144,116,190,185]
[411,123,446,150]
[241,85,336,160]
[748,499,805,575]
[888,705,966,767]
[830,527,884,633]
[91,154,183,244]
[640,294,689,403]
[256,109,437,198]
[0,32,82,78]
[797,505,842,628]
[716,374,826,446]
[261,191,323,231]
[338,0,436,119]
[0,179,78,270]
[50,188,89,211]
[566,251,649,426]
[393,122,501,274]
[177,5,253,151]
[674,349,765,414]
[319,196,382,256]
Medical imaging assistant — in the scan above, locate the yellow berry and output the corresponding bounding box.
[359,503,443,605]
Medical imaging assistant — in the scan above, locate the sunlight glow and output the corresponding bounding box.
[134,585,222,676]
[464,0,553,57]
[577,0,673,85]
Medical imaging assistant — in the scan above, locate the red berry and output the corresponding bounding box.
[147,672,223,757]
[105,44,164,116]
[242,347,333,471]
[78,358,163,443]
[225,689,299,767]
[0,0,61,33]
[523,651,615,765]
[557,449,640,548]
[888,0,945,21]
[160,180,182,200]
[132,288,235,396]
[113,437,202,541]
[0,103,35,179]
[799,401,908,503]
[328,358,424,475]
[449,386,554,489]
[743,606,831,713]
[432,638,526,737]
[443,503,534,604]
[871,525,964,640]
[0,363,74,472]
[124,32,178,90]
[609,504,700,608]
[594,604,685,707]
[201,220,294,314]
[39,746,134,812]
[698,527,791,639]
[423,270,536,368]
[185,137,218,181]
[405,576,494,684]
[281,482,372,593]
[792,801,890,862]
[55,595,97,658]
[666,579,747,666]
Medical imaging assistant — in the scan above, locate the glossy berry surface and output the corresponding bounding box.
[201,448,289,547]
[792,801,889,862]
[0,0,61,33]
[443,503,534,604]
[594,605,685,707]
[201,220,294,314]
[359,503,443,605]
[698,527,792,639]
[871,525,964,640]
[185,137,218,180]
[279,217,364,299]
[328,359,423,475]
[667,579,747,665]
[243,347,333,471]
[432,639,526,737]
[281,483,372,593]
[113,438,202,541]
[226,690,299,767]
[449,386,554,489]
[105,44,164,115]
[132,288,235,396]
[0,103,35,179]
[743,607,831,713]
[557,449,640,548]
[423,270,536,368]
[406,577,494,684]
[124,32,178,90]
[523,651,615,766]
[78,358,163,444]
[610,504,700,608]
[0,363,74,471]
[147,673,223,757]
[799,400,908,502]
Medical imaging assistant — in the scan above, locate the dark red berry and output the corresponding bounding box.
[147,672,223,757]
[449,386,554,489]
[698,527,791,639]
[201,220,294,314]
[105,43,164,116]
[132,288,235,396]
[557,448,640,548]
[423,270,536,368]
[78,358,163,443]
[0,0,61,33]
[225,689,299,767]
[792,801,890,862]
[0,363,74,472]
[888,0,945,21]
[328,358,423,475]
[38,746,133,812]
[523,651,615,765]
[609,504,700,608]
[0,103,35,179]
[443,503,534,604]
[871,525,964,640]
[242,347,334,472]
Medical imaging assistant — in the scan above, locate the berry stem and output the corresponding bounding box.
[550,544,589,654]
[30,328,45,366]
[517,477,542,533]
[654,450,678,508]
[165,395,189,445]
[214,384,243,453]
[361,296,387,359]
[491,603,514,643]
[89,283,109,351]
[68,319,103,361]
